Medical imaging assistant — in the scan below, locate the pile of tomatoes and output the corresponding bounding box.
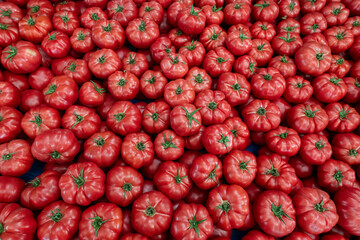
[0,0,360,238]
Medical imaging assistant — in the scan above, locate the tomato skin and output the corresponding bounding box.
[254,190,296,237]
[184,125,206,150]
[223,3,251,25]
[199,24,227,52]
[0,23,20,48]
[0,81,20,108]
[89,48,121,79]
[19,15,52,44]
[328,55,350,78]
[279,0,300,18]
[126,18,159,49]
[299,0,326,13]
[140,70,167,99]
[154,129,185,161]
[121,233,150,240]
[122,52,149,78]
[106,166,143,207]
[324,26,354,54]
[153,161,192,201]
[121,132,154,169]
[179,41,206,68]
[1,41,41,74]
[0,2,23,24]
[251,67,286,101]
[288,156,313,179]
[177,6,206,35]
[84,131,121,168]
[0,106,22,144]
[41,30,71,59]
[79,202,123,240]
[141,156,163,180]
[248,39,273,67]
[203,124,233,155]
[0,203,37,239]
[250,21,276,42]
[206,184,249,231]
[202,5,224,25]
[108,71,139,101]
[150,37,176,64]
[91,19,124,50]
[163,79,195,108]
[317,159,355,192]
[70,28,95,53]
[271,32,303,56]
[293,187,338,235]
[37,200,81,240]
[26,0,53,18]
[31,128,80,164]
[171,203,213,240]
[312,73,348,103]
[242,99,281,132]
[203,47,234,78]
[321,3,349,26]
[276,18,301,34]
[131,191,172,237]
[233,55,257,79]
[252,0,279,22]
[190,153,222,190]
[287,103,329,134]
[265,126,301,157]
[344,17,360,38]
[217,72,250,107]
[300,13,327,36]
[20,170,60,210]
[343,77,360,104]
[55,1,80,15]
[300,134,332,166]
[0,139,33,177]
[160,53,189,80]
[325,102,360,132]
[107,0,137,27]
[242,230,275,240]
[223,150,256,188]
[321,233,348,240]
[80,7,107,29]
[107,101,141,136]
[284,232,313,240]
[79,81,106,107]
[184,67,211,94]
[141,101,170,134]
[59,162,105,206]
[268,56,296,79]
[0,176,25,203]
[332,133,360,165]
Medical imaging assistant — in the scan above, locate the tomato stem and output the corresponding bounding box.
[216,200,231,215]
[278,32,296,43]
[0,223,3,234]
[94,137,105,146]
[216,57,228,66]
[314,198,328,212]
[30,5,40,13]
[188,214,207,237]
[265,161,280,177]
[136,142,146,151]
[118,78,127,87]
[189,5,201,17]
[303,106,319,118]
[77,31,87,40]
[280,56,288,63]
[114,112,125,122]
[257,43,266,51]
[48,32,57,41]
[331,6,341,15]
[48,209,63,222]
[145,6,154,12]
[29,177,41,188]
[336,58,344,65]
[239,160,250,173]
[0,9,11,17]
[335,29,346,40]
[127,54,136,65]
[234,3,243,9]
[248,59,256,73]
[71,168,85,188]
[145,76,156,84]
[138,21,146,32]
[349,149,358,157]
[174,168,187,184]
[277,132,288,139]
[289,0,295,10]
[176,29,183,36]
[333,169,343,187]
[231,83,242,91]
[27,16,35,26]
[181,107,201,128]
[175,84,182,95]
[271,203,292,224]
[260,24,267,30]
[353,19,360,27]
[256,107,266,116]
[0,23,8,30]
[61,15,69,25]
[91,80,106,95]
[211,5,222,12]
[29,113,43,128]
[329,77,342,86]
[122,182,132,198]
[102,24,112,32]
[254,0,270,10]
[98,54,106,64]
[90,213,109,236]
[309,24,319,32]
[115,4,124,12]
[145,203,156,217]
[59,1,68,4]
[230,128,238,138]
[2,153,14,161]
[218,133,230,150]
[149,112,159,121]
[315,140,325,150]
[50,151,61,159]
[263,74,272,81]
[338,107,350,120]
[162,133,178,149]
[209,28,222,40]
[4,45,17,61]
[194,74,204,84]
[185,40,197,51]
[71,112,84,128]
[90,13,100,21]
[282,24,296,33]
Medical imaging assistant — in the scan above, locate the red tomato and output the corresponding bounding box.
[106,166,143,207]
[0,139,33,177]
[0,176,24,203]
[70,28,95,53]
[293,187,338,235]
[168,28,192,50]
[31,128,80,164]
[19,89,43,112]
[254,190,296,237]
[0,106,22,144]
[141,101,170,134]
[153,161,192,201]
[125,18,159,49]
[276,18,301,34]
[299,133,332,165]
[252,0,279,22]
[131,191,173,237]
[41,30,71,59]
[79,81,106,107]
[321,3,349,26]
[233,55,257,79]
[108,71,139,101]
[223,3,251,25]
[141,156,163,179]
[52,10,80,36]
[328,55,350,78]
[88,48,121,79]
[122,52,149,78]
[271,32,303,56]
[217,72,250,106]
[343,77,360,103]
[163,79,195,108]
[203,47,235,77]
[299,0,326,13]
[59,162,105,206]
[84,131,121,168]
[91,19,125,50]
[37,200,81,240]
[184,125,206,150]
[80,7,107,29]
[203,5,224,25]
[177,6,206,35]
[160,53,188,80]
[0,2,23,24]
[265,126,301,157]
[79,202,123,240]
[55,1,80,15]
[107,0,138,27]
[300,13,327,36]
[288,156,313,179]
[250,21,276,42]
[312,73,348,103]
[344,16,360,37]
[140,70,167,99]
[190,153,222,190]
[268,56,297,79]
[150,36,176,63]
[138,1,164,24]
[279,0,300,18]
[20,170,60,210]
[251,67,286,101]
[154,129,184,161]
[242,99,281,132]
[0,81,20,108]
[325,102,360,132]
[0,203,37,239]
[171,203,213,240]
[324,26,354,54]
[248,38,273,67]
[203,124,233,155]
[185,67,212,94]
[199,24,227,52]
[28,67,53,91]
[332,133,360,165]
[121,233,150,240]
[19,15,52,44]
[0,23,20,48]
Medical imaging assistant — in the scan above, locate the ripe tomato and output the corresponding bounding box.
[80,7,107,29]
[131,191,173,237]
[288,156,313,179]
[203,5,224,25]
[332,133,360,165]
[154,129,184,161]
[160,53,189,79]
[185,67,212,93]
[233,55,257,78]
[268,56,296,79]
[141,101,170,134]
[20,170,60,210]
[279,0,300,18]
[0,23,20,48]
[138,1,163,24]
[37,200,81,240]
[190,153,222,190]
[321,3,349,26]
[53,10,80,36]
[0,2,23,24]
[324,26,354,54]
[248,38,273,67]
[126,18,159,49]
[250,21,276,42]
[325,102,360,132]
[170,104,201,137]
[203,47,234,77]
[122,52,149,78]
[344,16,360,37]
[107,101,141,136]
[0,81,20,108]
[251,67,286,101]
[0,176,24,203]
[88,48,121,79]
[276,18,301,34]
[3,71,29,92]
[328,55,350,78]
[224,3,251,25]
[299,0,326,13]
[79,81,106,107]
[19,89,44,112]
[253,0,279,22]
[107,0,137,27]
[163,79,195,108]
[0,106,22,144]
[265,126,301,157]
[168,28,192,50]
[200,24,227,52]
[271,32,303,56]
[177,6,206,35]
[19,15,52,43]
[185,125,206,150]
[203,124,233,155]
[70,28,95,53]
[224,117,250,150]
[343,77,360,103]
[106,166,143,207]
[299,133,332,165]
[150,36,176,63]
[91,19,125,50]
[108,70,139,101]
[140,70,167,99]
[312,73,348,103]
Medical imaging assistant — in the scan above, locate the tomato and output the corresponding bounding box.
[334,187,360,236]
[254,190,296,237]
[168,28,191,50]
[318,159,355,192]
[242,230,275,240]
[0,81,20,108]
[332,133,360,165]
[91,19,124,50]
[20,170,60,211]
[0,106,22,144]
[287,103,329,134]
[19,89,43,112]
[37,200,81,240]
[202,5,224,25]
[18,15,52,44]
[88,48,121,79]
[351,60,360,79]
[199,24,226,52]
[121,233,150,240]
[223,3,251,25]
[267,56,295,80]
[349,36,360,62]
[325,102,360,132]
[184,125,205,150]
[248,39,273,67]
[51,56,74,76]
[324,26,354,54]
[131,191,172,237]
[139,70,167,99]
[107,71,139,101]
[312,73,348,103]
[3,71,28,92]
[59,162,105,206]
[344,16,360,37]
[328,55,350,78]
[122,52,149,78]
[26,0,54,17]
[176,6,206,35]
[203,124,233,155]
[233,55,257,79]
[185,67,212,94]
[160,53,188,80]
[272,33,303,57]
[107,0,137,27]
[170,104,201,137]
[80,7,107,29]
[300,13,327,36]
[242,99,281,132]
[279,0,300,18]
[250,21,276,42]
[0,139,33,177]
[121,132,154,169]
[62,59,91,85]
[79,81,106,107]
[171,203,213,240]
[79,202,122,240]
[0,23,20,48]
[299,0,326,13]
[163,79,195,108]
[55,1,80,15]
[288,156,313,179]
[166,1,188,27]
[138,1,163,24]
[0,2,23,24]
[203,47,234,78]
[141,101,170,134]
[343,77,360,103]
[321,3,349,26]
[276,18,301,34]
[0,203,37,239]
[265,126,301,157]
[252,0,279,22]
[84,131,121,168]
[0,176,24,203]
[52,11,79,36]
[70,28,94,53]
[106,101,141,136]
[154,129,184,161]
[153,161,192,201]
[126,18,159,49]
[299,133,332,165]
[292,187,338,235]
[150,36,175,63]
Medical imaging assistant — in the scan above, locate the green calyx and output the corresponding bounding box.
[71,168,85,188]
[181,106,201,128]
[48,208,63,222]
[71,112,84,128]
[138,21,146,32]
[94,137,105,147]
[216,200,231,215]
[206,163,218,182]
[29,113,42,129]
[248,59,256,73]
[67,61,77,72]
[315,51,324,60]
[280,56,288,63]
[265,161,279,177]
[257,43,266,51]
[349,149,358,157]
[338,106,350,120]
[29,177,41,188]
[27,16,35,26]
[355,79,360,88]
[185,40,197,51]
[256,107,266,116]
[329,77,342,86]
[90,213,109,236]
[170,54,180,65]
[147,112,159,122]
[271,203,292,224]
[50,151,61,159]
[145,203,156,217]
[289,0,295,10]
[260,24,267,30]
[176,29,183,36]
[194,74,204,84]
[218,133,230,150]
[208,101,217,110]
[231,83,242,91]
[77,31,87,40]
[114,112,125,122]
[0,23,8,30]
[188,214,207,237]
[212,5,222,12]
[175,84,182,95]
[127,54,136,65]
[333,169,343,186]
[336,58,345,65]
[0,110,2,122]
[102,24,112,32]
[216,57,228,66]
[189,5,201,17]
[61,15,69,25]
[122,182,132,198]
[209,28,222,40]
[2,153,14,161]
[314,198,328,212]
[277,132,288,139]
[309,24,319,32]
[263,74,272,80]
[254,0,270,10]
[4,45,17,61]
[353,19,360,27]
[331,6,342,15]
[118,78,127,87]
[234,3,243,9]
[278,32,296,43]
[91,13,100,21]
[116,4,124,12]
[145,6,153,12]
[145,76,156,84]
[90,80,106,95]
[30,5,40,13]
[0,223,3,234]
[302,106,319,118]
[98,54,106,64]
[48,32,57,41]
[282,24,297,33]
[315,140,325,150]
[335,29,346,40]
[136,142,145,151]
[239,160,250,173]
[0,9,11,17]
[295,82,305,88]
[174,168,187,184]
[162,133,178,149]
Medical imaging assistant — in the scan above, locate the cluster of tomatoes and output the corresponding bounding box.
[0,0,360,238]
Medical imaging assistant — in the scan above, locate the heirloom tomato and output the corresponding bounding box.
[150,36,176,63]
[177,6,206,35]
[185,67,212,94]
[79,81,106,107]
[248,39,273,67]
[202,47,235,77]
[321,3,349,26]
[190,153,222,190]
[88,49,121,79]
[0,106,22,144]
[299,134,332,165]
[268,56,297,79]
[80,7,107,29]
[160,53,189,80]
[122,52,149,78]
[19,15,52,43]
[265,126,301,157]
[140,70,167,99]
[233,55,257,78]
[223,2,251,25]
[217,72,250,107]
[279,0,300,18]
[0,2,23,24]
[203,124,233,155]
[328,55,350,78]
[251,67,286,101]
[70,28,95,53]
[0,81,20,108]
[332,133,360,165]
[299,0,326,13]
[202,5,224,26]
[53,11,80,35]
[250,21,276,42]
[224,117,250,150]
[325,102,360,132]
[108,71,139,101]
[0,176,24,203]
[200,24,227,52]
[0,23,20,48]
[154,129,184,161]
[163,79,195,108]
[288,156,313,179]
[125,18,159,49]
[91,19,124,50]
[141,101,170,134]
[276,18,301,34]
[324,26,354,54]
